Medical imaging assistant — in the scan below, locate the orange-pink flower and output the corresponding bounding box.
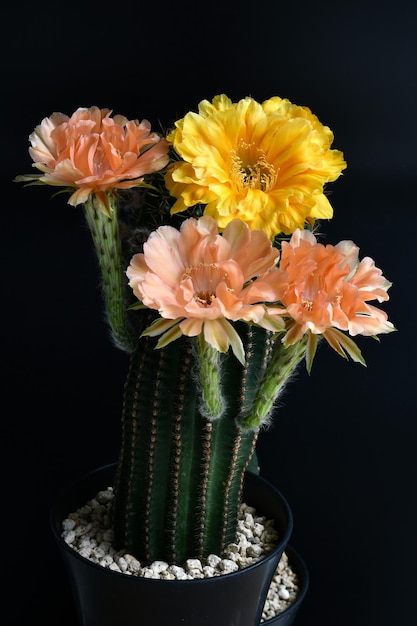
[20,106,169,215]
[275,229,395,366]
[126,216,286,363]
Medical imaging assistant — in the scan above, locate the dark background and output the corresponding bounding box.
[3,1,416,624]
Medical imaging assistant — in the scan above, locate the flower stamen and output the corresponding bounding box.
[183,262,231,307]
[230,140,277,193]
[334,288,342,306]
[301,298,314,311]
[194,291,216,306]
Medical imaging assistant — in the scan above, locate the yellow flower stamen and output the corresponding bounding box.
[230,140,277,193]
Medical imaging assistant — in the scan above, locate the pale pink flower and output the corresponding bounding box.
[126,216,286,363]
[21,106,169,215]
[275,229,395,366]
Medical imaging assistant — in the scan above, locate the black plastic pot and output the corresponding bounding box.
[50,463,305,626]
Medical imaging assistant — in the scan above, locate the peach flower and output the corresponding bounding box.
[275,228,395,365]
[126,216,286,363]
[21,106,169,215]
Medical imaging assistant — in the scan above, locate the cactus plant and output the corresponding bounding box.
[15,95,395,567]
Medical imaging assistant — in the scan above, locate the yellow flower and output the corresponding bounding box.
[165,94,347,238]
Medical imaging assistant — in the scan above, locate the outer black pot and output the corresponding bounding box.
[50,463,301,626]
[262,545,309,626]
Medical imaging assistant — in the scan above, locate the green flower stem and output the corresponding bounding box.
[195,335,225,420]
[84,195,136,352]
[237,336,308,431]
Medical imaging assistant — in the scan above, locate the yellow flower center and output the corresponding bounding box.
[183,262,231,306]
[230,140,277,193]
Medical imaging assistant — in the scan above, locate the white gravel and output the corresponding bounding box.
[61,487,300,622]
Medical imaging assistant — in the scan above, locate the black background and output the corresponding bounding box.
[3,1,416,624]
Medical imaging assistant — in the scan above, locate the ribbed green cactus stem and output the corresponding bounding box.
[83,194,137,352]
[236,335,308,431]
[195,334,225,420]
[196,419,258,557]
[112,323,265,565]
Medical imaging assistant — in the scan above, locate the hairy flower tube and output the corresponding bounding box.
[165,94,347,238]
[126,215,286,364]
[15,106,170,351]
[16,106,169,216]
